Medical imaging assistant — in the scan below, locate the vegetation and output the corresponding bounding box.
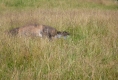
[0,0,118,10]
[0,0,118,80]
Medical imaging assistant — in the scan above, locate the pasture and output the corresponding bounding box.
[0,0,118,80]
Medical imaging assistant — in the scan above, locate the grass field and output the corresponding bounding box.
[0,0,118,80]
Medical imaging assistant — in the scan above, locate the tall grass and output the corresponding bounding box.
[0,0,118,80]
[0,0,118,11]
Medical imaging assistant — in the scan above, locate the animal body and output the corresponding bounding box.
[8,24,69,39]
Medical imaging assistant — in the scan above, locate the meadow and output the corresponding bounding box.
[0,0,118,80]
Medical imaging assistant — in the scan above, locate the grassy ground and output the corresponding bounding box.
[0,0,118,10]
[0,0,118,80]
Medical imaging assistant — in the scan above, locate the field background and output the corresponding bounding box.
[0,0,118,80]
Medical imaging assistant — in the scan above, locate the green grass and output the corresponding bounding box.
[0,0,118,80]
[0,0,118,11]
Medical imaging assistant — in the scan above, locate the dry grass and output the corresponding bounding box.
[87,0,118,5]
[0,1,118,80]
